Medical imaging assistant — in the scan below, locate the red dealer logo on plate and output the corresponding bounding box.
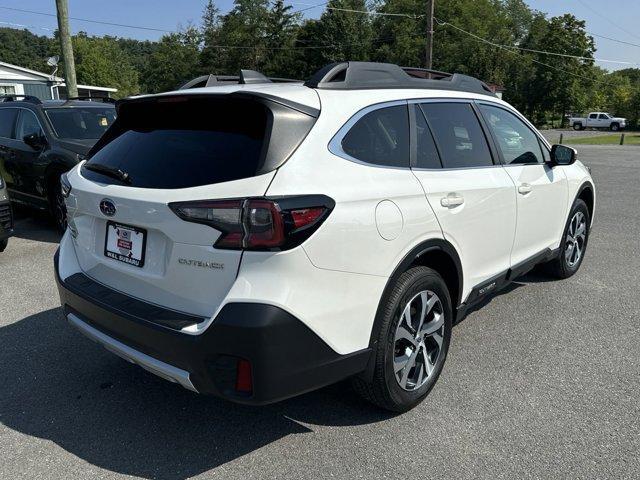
[116,228,133,254]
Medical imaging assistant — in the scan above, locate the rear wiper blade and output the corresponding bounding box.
[84,163,132,184]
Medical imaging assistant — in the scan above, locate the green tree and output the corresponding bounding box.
[200,0,223,74]
[0,28,56,72]
[262,0,301,77]
[215,0,271,73]
[141,27,202,93]
[72,33,140,97]
[517,14,596,125]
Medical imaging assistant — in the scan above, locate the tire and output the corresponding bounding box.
[352,266,452,412]
[48,172,68,233]
[0,238,7,252]
[543,199,590,279]
[610,123,619,131]
[573,123,583,131]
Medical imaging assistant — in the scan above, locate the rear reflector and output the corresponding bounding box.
[169,195,335,251]
[235,359,253,393]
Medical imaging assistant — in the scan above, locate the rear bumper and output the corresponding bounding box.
[54,249,370,405]
[0,199,13,240]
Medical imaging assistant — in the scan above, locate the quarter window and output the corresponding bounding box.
[341,105,409,168]
[420,102,493,168]
[479,104,543,165]
[0,108,17,138]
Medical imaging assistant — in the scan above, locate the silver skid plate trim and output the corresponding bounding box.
[67,313,198,392]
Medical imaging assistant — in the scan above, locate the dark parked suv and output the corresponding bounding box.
[0,95,116,230]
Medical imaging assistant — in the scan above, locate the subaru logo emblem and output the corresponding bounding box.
[99,199,116,217]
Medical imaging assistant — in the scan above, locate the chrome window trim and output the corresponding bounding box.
[328,99,411,171]
[328,96,546,172]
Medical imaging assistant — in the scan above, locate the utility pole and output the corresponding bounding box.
[425,0,435,72]
[55,0,78,98]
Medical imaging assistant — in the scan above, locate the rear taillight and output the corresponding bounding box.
[169,195,334,251]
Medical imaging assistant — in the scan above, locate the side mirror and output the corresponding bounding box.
[550,144,577,166]
[23,133,46,150]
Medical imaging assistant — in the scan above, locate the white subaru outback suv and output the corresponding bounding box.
[55,62,595,411]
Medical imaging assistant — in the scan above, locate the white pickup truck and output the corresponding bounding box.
[569,112,626,131]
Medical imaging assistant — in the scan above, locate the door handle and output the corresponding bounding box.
[518,183,532,195]
[441,193,464,208]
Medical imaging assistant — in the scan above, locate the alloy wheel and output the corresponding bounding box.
[393,290,445,391]
[565,211,586,268]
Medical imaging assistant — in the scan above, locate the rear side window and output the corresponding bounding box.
[84,98,269,189]
[420,102,493,169]
[341,105,409,168]
[0,108,18,138]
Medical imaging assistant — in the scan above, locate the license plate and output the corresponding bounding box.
[104,221,147,268]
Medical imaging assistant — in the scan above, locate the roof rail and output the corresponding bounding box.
[64,96,116,104]
[0,94,43,104]
[179,70,302,90]
[304,62,496,97]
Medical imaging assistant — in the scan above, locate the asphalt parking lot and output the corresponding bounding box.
[1,145,638,479]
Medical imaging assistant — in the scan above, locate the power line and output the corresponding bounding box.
[0,20,54,32]
[289,3,640,66]
[435,18,639,66]
[436,17,617,88]
[576,0,640,42]
[588,31,640,49]
[0,5,173,33]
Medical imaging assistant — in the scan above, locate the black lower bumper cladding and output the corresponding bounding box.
[54,249,370,405]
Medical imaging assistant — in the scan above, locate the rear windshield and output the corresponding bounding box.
[82,97,269,189]
[46,107,116,140]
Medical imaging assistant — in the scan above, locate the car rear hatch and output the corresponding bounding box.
[65,90,319,325]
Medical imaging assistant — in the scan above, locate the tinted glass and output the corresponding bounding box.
[479,104,543,165]
[539,139,550,162]
[0,108,18,138]
[598,114,608,119]
[589,113,597,119]
[420,103,493,168]
[414,105,441,169]
[342,105,409,167]
[83,98,268,189]
[16,110,43,139]
[45,107,116,140]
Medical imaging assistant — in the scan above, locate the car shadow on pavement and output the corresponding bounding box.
[11,207,62,244]
[0,307,395,480]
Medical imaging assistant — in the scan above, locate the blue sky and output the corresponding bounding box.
[1,0,639,71]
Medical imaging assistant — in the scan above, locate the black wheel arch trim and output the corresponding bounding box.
[361,238,463,381]
[574,180,595,222]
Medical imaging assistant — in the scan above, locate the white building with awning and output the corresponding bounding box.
[0,61,117,100]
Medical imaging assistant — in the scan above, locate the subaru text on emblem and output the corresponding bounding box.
[99,199,116,217]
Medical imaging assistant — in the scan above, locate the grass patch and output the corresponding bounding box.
[565,134,640,145]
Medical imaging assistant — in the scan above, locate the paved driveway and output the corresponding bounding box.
[0,145,638,479]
